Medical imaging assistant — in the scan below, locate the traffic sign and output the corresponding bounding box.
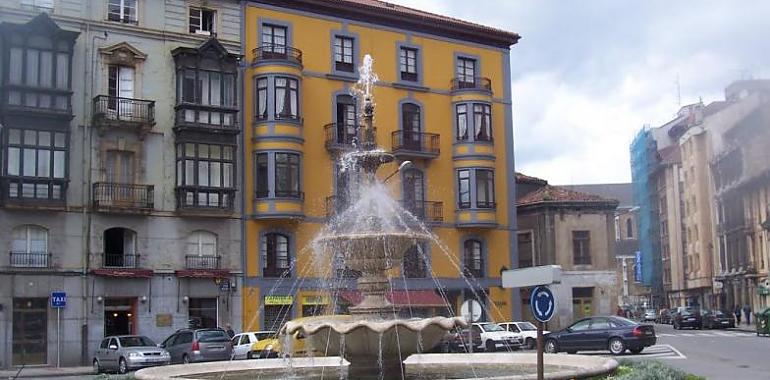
[51,291,66,308]
[529,286,555,323]
[460,299,482,322]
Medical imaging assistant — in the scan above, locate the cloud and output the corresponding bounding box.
[391,0,770,184]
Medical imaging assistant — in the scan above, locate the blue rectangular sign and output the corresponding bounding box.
[51,291,66,308]
[634,251,642,283]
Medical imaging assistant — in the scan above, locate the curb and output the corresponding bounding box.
[0,368,95,379]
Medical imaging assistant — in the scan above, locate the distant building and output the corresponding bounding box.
[516,174,619,329]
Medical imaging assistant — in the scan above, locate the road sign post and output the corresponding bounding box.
[460,299,482,353]
[530,286,555,380]
[51,291,66,368]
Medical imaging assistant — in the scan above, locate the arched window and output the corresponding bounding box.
[401,103,422,150]
[403,243,428,278]
[103,227,137,268]
[262,233,290,277]
[626,219,634,239]
[11,225,48,267]
[463,239,484,278]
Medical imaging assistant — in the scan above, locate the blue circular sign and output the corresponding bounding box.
[530,286,555,323]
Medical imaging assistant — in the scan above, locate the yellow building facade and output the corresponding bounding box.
[240,0,520,331]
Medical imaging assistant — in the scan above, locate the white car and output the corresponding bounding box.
[230,331,276,359]
[498,321,549,350]
[471,322,522,352]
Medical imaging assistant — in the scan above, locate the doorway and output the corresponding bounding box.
[104,298,137,336]
[104,227,137,267]
[572,287,594,320]
[12,298,48,365]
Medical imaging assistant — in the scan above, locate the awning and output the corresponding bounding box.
[175,269,230,279]
[92,268,153,278]
[340,290,446,307]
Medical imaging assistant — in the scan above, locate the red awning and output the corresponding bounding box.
[175,269,230,279]
[92,268,153,278]
[340,290,446,307]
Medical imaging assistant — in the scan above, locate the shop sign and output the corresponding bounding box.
[156,314,173,327]
[265,295,294,305]
[302,296,329,305]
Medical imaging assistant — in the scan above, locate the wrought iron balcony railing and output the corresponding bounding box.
[401,200,443,223]
[103,253,139,268]
[185,255,221,270]
[92,95,155,127]
[10,251,51,268]
[253,44,303,65]
[450,77,492,93]
[391,131,440,157]
[93,182,154,211]
[323,123,374,151]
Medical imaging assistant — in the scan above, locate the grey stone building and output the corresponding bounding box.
[0,0,243,368]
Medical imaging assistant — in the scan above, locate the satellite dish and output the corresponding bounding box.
[460,299,483,322]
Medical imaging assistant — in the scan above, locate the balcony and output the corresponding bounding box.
[401,200,443,223]
[263,267,291,278]
[176,186,235,214]
[185,255,221,270]
[252,44,303,66]
[324,123,372,152]
[92,95,155,136]
[391,131,440,159]
[450,77,492,94]
[103,253,139,268]
[93,182,154,213]
[1,177,67,210]
[174,103,239,134]
[10,251,51,268]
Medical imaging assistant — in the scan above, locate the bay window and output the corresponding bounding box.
[4,128,67,201]
[475,169,495,208]
[456,168,495,210]
[177,68,236,127]
[275,77,299,120]
[254,152,302,199]
[8,43,71,111]
[456,102,492,142]
[255,77,268,120]
[176,142,235,209]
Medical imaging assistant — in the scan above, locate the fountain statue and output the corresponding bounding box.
[282,55,466,373]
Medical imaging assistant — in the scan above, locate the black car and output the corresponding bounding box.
[656,309,672,324]
[702,309,735,329]
[434,328,482,353]
[673,309,702,330]
[543,316,656,355]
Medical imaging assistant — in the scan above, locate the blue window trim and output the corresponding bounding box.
[252,73,302,125]
[253,149,303,199]
[453,52,482,80]
[452,100,493,143]
[398,97,425,134]
[395,41,423,86]
[460,234,489,278]
[258,228,297,278]
[329,29,360,80]
[455,167,496,210]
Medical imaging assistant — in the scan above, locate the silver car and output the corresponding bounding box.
[93,335,170,374]
[160,328,233,363]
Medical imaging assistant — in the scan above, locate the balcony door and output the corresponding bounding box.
[403,169,425,218]
[104,227,136,268]
[103,150,135,206]
[108,65,135,116]
[336,95,357,145]
[402,103,422,150]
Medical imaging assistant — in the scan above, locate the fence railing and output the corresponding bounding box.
[103,253,139,268]
[93,95,155,125]
[450,77,492,92]
[253,44,303,65]
[93,182,154,210]
[401,200,444,223]
[185,255,221,270]
[10,251,51,268]
[391,131,440,156]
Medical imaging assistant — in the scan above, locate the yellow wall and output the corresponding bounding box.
[242,3,515,329]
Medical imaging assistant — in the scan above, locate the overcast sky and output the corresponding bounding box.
[392,0,770,184]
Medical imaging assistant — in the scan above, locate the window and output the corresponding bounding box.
[333,36,354,72]
[400,47,418,81]
[177,69,236,126]
[403,243,428,278]
[458,169,471,209]
[463,239,484,277]
[11,225,48,267]
[254,152,301,199]
[572,231,591,265]
[456,57,476,87]
[262,233,290,277]
[473,104,492,141]
[456,104,469,141]
[401,103,422,150]
[103,227,137,268]
[518,232,533,268]
[262,24,287,54]
[187,231,217,256]
[569,319,591,332]
[4,128,67,201]
[255,77,268,120]
[176,143,235,209]
[189,7,216,35]
[335,95,357,144]
[8,43,70,110]
[107,0,137,24]
[475,169,495,208]
[21,0,54,9]
[402,168,425,216]
[188,298,217,328]
[275,77,299,120]
[626,218,633,239]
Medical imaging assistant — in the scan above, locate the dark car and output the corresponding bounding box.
[543,316,656,355]
[702,309,735,329]
[434,327,482,353]
[160,328,233,364]
[656,309,672,324]
[673,309,702,330]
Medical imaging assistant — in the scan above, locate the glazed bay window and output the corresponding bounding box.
[456,103,492,142]
[456,168,495,209]
[334,36,354,72]
[275,77,299,120]
[178,69,236,127]
[176,142,235,209]
[8,42,71,111]
[107,0,137,24]
[255,77,268,120]
[4,128,67,202]
[399,47,418,81]
[254,152,302,199]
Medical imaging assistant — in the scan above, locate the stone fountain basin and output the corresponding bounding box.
[134,357,349,380]
[284,315,466,363]
[317,232,430,272]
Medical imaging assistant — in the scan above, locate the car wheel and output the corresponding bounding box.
[485,340,496,352]
[608,338,626,355]
[696,324,702,330]
[525,338,536,350]
[92,359,101,374]
[629,347,643,354]
[673,322,679,330]
[247,351,254,359]
[118,358,128,374]
[544,339,558,354]
[182,354,191,364]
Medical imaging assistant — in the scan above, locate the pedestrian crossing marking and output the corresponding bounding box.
[658,331,755,338]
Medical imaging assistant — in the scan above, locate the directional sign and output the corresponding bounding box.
[460,299,483,322]
[51,291,66,309]
[529,286,555,323]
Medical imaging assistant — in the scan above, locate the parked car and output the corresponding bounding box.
[702,309,735,329]
[160,328,233,364]
[231,331,276,359]
[93,335,170,374]
[543,316,656,355]
[673,309,702,330]
[498,321,549,349]
[471,322,523,352]
[656,309,672,324]
[433,327,482,353]
[642,309,657,322]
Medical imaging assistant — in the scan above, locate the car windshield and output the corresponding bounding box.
[715,311,725,317]
[518,322,537,331]
[255,332,276,341]
[119,336,155,347]
[480,323,504,332]
[197,330,230,342]
[645,309,655,314]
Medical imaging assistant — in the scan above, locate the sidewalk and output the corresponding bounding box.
[0,366,94,379]
[731,323,756,334]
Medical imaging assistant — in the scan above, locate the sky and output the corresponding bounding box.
[391,0,770,184]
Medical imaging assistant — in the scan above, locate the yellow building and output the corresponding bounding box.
[240,0,520,330]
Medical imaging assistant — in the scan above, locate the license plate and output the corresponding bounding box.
[722,321,729,324]
[208,346,224,351]
[687,318,695,321]
[645,331,653,335]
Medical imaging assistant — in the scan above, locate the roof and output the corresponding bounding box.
[255,0,520,48]
[517,185,619,209]
[516,172,548,185]
[560,183,634,208]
